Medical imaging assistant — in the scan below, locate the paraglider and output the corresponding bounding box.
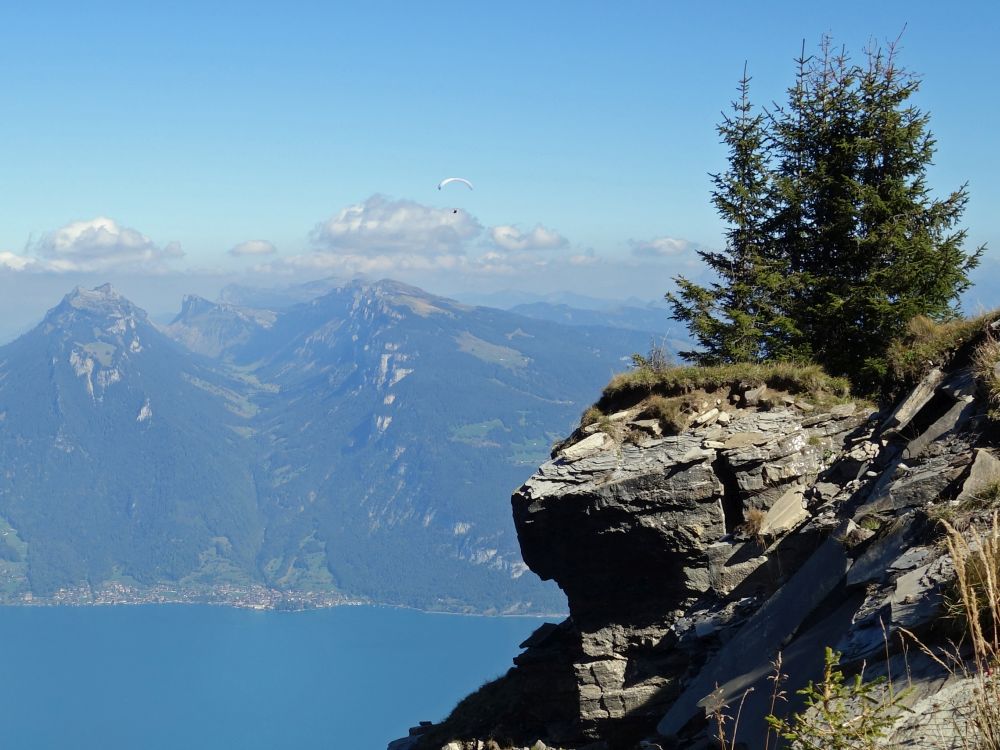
[437,177,473,191]
[438,177,473,213]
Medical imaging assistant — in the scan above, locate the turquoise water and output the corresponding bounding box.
[0,604,543,749]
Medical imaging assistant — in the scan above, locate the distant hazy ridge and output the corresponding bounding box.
[0,280,661,612]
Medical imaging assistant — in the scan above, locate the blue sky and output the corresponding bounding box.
[0,0,997,330]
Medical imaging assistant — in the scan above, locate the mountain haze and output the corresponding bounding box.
[0,281,661,611]
[0,285,263,596]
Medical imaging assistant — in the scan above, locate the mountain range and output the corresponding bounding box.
[0,280,666,612]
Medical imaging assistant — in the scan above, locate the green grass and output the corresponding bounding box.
[80,341,116,367]
[506,437,553,466]
[455,332,529,369]
[181,373,259,417]
[451,419,507,444]
[575,361,857,434]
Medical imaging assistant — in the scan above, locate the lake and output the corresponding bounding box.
[0,604,545,749]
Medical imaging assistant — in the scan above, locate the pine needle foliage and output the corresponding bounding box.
[670,34,983,395]
[669,65,792,364]
[766,647,907,750]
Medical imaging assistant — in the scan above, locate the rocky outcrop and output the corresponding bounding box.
[508,397,869,747]
[402,357,1000,750]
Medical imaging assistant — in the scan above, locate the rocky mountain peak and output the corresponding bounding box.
[163,295,277,359]
[349,278,459,319]
[50,283,147,325]
[32,285,159,402]
[174,294,216,322]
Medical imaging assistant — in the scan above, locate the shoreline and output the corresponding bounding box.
[0,584,568,617]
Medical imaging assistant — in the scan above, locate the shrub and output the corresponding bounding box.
[766,647,908,750]
[630,338,674,373]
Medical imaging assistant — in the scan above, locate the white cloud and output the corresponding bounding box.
[310,194,481,256]
[489,224,567,252]
[0,251,36,271]
[629,236,695,258]
[261,196,590,284]
[22,217,183,273]
[229,240,277,257]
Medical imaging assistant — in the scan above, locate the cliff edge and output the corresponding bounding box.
[396,315,1000,750]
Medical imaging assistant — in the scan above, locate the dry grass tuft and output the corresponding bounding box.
[601,361,852,409]
[972,332,1000,423]
[887,310,1000,387]
[937,513,1000,748]
[741,507,768,548]
[963,481,1000,513]
[580,405,603,427]
[641,394,696,434]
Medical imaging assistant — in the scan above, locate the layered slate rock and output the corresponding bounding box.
[407,355,1000,750]
[514,433,725,619]
[504,401,868,746]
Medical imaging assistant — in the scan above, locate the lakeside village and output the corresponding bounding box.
[5,581,363,611]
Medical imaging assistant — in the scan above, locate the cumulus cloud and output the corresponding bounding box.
[629,236,695,258]
[17,217,184,273]
[229,240,277,257]
[310,194,481,256]
[489,224,568,253]
[260,195,582,283]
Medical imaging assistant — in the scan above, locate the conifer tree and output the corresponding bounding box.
[769,36,982,387]
[768,38,866,367]
[671,35,983,392]
[843,40,981,384]
[667,67,780,364]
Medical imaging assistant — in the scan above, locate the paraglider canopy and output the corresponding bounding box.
[437,177,473,191]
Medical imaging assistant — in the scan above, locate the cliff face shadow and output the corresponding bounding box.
[415,618,581,747]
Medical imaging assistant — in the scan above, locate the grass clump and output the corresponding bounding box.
[641,394,695,434]
[577,406,617,437]
[886,310,1000,388]
[905,512,1000,747]
[857,516,883,533]
[712,648,907,750]
[631,338,674,372]
[972,331,1000,422]
[741,507,768,548]
[932,513,1000,748]
[959,480,1000,514]
[580,405,603,427]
